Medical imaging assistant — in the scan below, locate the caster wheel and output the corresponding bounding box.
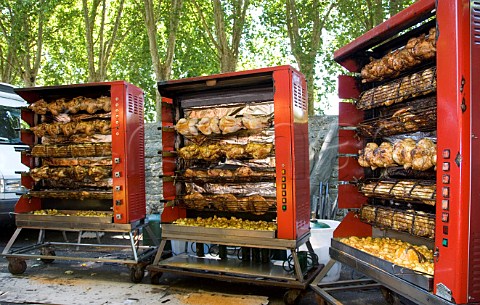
[283,289,301,305]
[150,271,163,285]
[40,248,56,264]
[130,266,145,283]
[8,260,27,275]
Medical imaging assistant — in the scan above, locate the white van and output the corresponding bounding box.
[0,83,28,229]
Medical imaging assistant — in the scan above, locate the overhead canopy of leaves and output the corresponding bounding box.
[0,0,417,119]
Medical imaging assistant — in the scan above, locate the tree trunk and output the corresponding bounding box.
[193,0,249,73]
[285,0,334,115]
[143,0,183,122]
[21,0,46,87]
[82,0,124,82]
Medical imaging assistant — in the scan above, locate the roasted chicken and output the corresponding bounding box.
[224,144,246,159]
[28,96,111,115]
[361,27,436,82]
[245,143,273,159]
[242,114,270,130]
[219,116,243,134]
[175,118,199,136]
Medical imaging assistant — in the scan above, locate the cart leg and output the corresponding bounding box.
[152,239,168,265]
[311,259,336,286]
[291,251,304,281]
[38,229,46,244]
[2,227,22,255]
[62,231,69,242]
[129,230,139,261]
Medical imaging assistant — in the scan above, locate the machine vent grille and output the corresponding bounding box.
[293,80,307,111]
[471,235,480,296]
[128,93,142,115]
[474,1,480,45]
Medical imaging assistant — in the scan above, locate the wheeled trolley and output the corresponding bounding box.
[3,217,158,283]
[147,225,322,305]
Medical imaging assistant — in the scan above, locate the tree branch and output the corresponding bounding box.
[191,0,220,51]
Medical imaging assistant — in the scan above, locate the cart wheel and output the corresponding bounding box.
[8,260,27,275]
[150,271,163,285]
[40,248,56,264]
[130,266,145,283]
[283,289,301,305]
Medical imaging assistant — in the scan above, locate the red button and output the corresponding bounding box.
[442,212,449,222]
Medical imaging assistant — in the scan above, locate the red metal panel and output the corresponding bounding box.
[333,211,372,238]
[338,75,361,100]
[20,130,34,147]
[161,206,186,223]
[162,181,176,200]
[161,99,174,125]
[339,102,363,127]
[124,83,146,223]
[20,152,34,169]
[21,111,34,129]
[334,0,436,71]
[14,196,41,214]
[20,175,34,190]
[339,129,363,155]
[338,156,364,182]
[337,184,367,209]
[433,0,471,303]
[162,156,176,176]
[110,82,145,223]
[469,0,480,301]
[273,68,296,240]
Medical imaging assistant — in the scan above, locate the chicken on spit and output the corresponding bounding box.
[175,118,199,136]
[219,116,243,134]
[242,114,270,130]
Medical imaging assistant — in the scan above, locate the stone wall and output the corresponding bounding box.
[144,123,163,214]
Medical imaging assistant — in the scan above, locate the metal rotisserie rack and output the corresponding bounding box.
[147,66,320,299]
[312,1,480,305]
[2,81,156,283]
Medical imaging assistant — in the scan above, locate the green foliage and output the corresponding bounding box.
[0,0,418,117]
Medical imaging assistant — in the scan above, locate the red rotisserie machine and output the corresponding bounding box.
[2,81,156,283]
[147,66,319,303]
[312,0,480,304]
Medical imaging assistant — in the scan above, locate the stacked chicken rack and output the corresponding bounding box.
[2,82,156,283]
[349,26,438,244]
[147,66,319,304]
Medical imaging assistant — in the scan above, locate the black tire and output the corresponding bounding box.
[40,248,56,264]
[130,266,145,283]
[150,271,163,285]
[283,289,301,305]
[8,260,27,275]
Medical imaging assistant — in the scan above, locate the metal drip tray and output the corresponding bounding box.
[330,239,433,291]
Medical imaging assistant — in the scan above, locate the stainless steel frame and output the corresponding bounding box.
[2,219,158,281]
[310,252,451,305]
[147,225,321,290]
